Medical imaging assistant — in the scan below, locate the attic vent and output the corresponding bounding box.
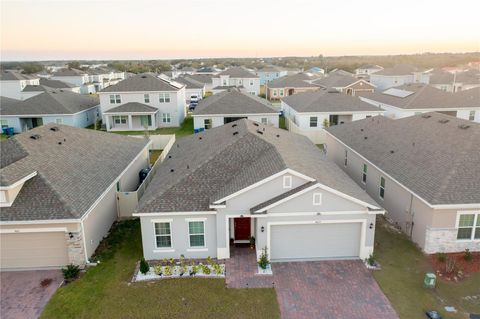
[458,124,470,129]
[253,122,259,127]
[232,124,237,128]
[364,136,368,140]
[170,169,174,172]
[256,129,263,135]
[421,114,431,119]
[58,141,62,145]
[390,150,395,154]
[360,128,364,132]
[438,119,449,124]
[276,134,280,138]
[168,155,172,159]
[30,134,40,140]
[50,126,59,132]
[233,131,239,136]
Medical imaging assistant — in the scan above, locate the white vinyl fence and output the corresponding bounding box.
[286,118,326,144]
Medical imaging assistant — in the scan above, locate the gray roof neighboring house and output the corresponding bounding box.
[0,124,149,221]
[0,90,99,116]
[0,96,21,109]
[22,85,51,92]
[187,74,214,85]
[0,70,38,81]
[136,119,379,214]
[104,102,158,114]
[313,73,368,89]
[257,66,285,73]
[356,64,383,70]
[52,68,86,77]
[359,84,479,109]
[282,89,382,113]
[267,73,320,89]
[193,90,278,115]
[100,73,183,92]
[40,78,78,89]
[429,69,480,85]
[174,76,205,89]
[373,64,424,76]
[215,67,258,78]
[326,112,480,205]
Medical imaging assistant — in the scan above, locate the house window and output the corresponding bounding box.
[362,164,367,184]
[379,177,386,199]
[238,79,243,85]
[313,193,322,205]
[140,115,152,127]
[55,118,63,124]
[144,94,150,103]
[154,222,172,248]
[0,119,8,128]
[110,94,121,104]
[204,118,212,129]
[222,80,227,86]
[273,90,277,96]
[456,213,480,240]
[113,116,127,124]
[469,111,475,121]
[261,118,268,125]
[250,80,254,86]
[310,116,318,127]
[159,93,170,103]
[283,175,292,188]
[162,113,171,123]
[344,150,348,167]
[188,221,205,247]
[279,90,284,96]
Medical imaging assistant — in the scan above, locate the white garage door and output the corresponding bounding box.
[0,232,69,269]
[270,223,361,261]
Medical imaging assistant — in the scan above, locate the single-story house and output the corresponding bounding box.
[0,89,99,133]
[325,113,480,254]
[266,73,321,101]
[0,124,150,270]
[134,119,383,262]
[282,89,384,144]
[312,71,375,96]
[358,84,480,122]
[192,89,279,130]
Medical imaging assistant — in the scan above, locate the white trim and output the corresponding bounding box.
[455,211,480,241]
[81,220,89,264]
[254,211,378,218]
[187,220,206,248]
[151,219,173,223]
[213,169,314,204]
[0,105,99,118]
[134,211,217,217]
[186,248,208,252]
[209,205,226,209]
[184,217,207,222]
[0,227,67,234]
[283,175,292,189]
[0,219,80,225]
[313,193,322,206]
[153,221,173,249]
[0,171,37,190]
[153,249,175,253]
[192,112,279,117]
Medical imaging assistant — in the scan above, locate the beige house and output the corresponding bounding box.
[325,113,480,254]
[0,124,150,270]
[266,73,321,101]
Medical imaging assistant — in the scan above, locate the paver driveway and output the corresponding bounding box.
[1,270,63,319]
[273,260,398,319]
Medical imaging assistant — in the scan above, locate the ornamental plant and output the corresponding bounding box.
[154,265,163,276]
[258,246,270,270]
[164,265,173,276]
[139,258,149,275]
[62,264,80,281]
[464,249,473,262]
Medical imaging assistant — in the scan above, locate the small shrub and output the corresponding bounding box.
[162,258,167,266]
[445,257,457,274]
[258,246,270,270]
[179,265,188,276]
[139,258,149,275]
[249,236,256,247]
[154,265,163,276]
[437,253,447,263]
[367,254,376,266]
[200,263,211,275]
[164,265,173,276]
[169,258,175,266]
[213,263,223,275]
[464,249,473,262]
[62,264,80,281]
[179,255,186,267]
[190,264,198,276]
[206,256,213,266]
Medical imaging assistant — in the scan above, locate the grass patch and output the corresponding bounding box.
[41,220,279,319]
[0,134,8,140]
[374,217,480,319]
[149,149,162,165]
[111,116,194,138]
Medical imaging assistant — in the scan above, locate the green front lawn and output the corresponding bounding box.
[112,116,194,138]
[41,220,279,319]
[374,217,480,319]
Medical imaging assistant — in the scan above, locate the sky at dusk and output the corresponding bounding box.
[1,0,479,61]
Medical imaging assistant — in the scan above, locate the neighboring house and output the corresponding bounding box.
[51,68,96,94]
[0,71,40,99]
[359,84,480,122]
[133,120,383,262]
[266,73,321,101]
[192,89,279,130]
[354,65,384,79]
[369,64,430,90]
[255,66,288,85]
[313,71,375,96]
[87,68,125,92]
[308,67,325,75]
[429,69,480,93]
[0,124,150,270]
[282,89,384,144]
[99,73,186,131]
[188,74,215,92]
[174,76,206,102]
[325,113,480,254]
[194,66,221,75]
[0,89,99,133]
[20,79,81,99]
[212,67,260,95]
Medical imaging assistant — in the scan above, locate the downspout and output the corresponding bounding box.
[408,193,414,238]
[81,220,90,264]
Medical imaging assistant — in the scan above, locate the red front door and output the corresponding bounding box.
[234,218,251,241]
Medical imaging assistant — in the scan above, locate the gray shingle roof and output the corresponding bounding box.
[22,85,50,92]
[267,73,320,89]
[373,64,423,76]
[215,67,258,78]
[313,73,370,89]
[429,69,480,85]
[282,89,382,113]
[326,113,480,205]
[359,84,479,109]
[257,66,285,73]
[0,124,149,221]
[174,76,205,89]
[187,74,214,84]
[193,90,278,115]
[137,120,379,213]
[0,70,38,81]
[100,74,183,92]
[0,90,99,115]
[39,78,77,89]
[104,102,158,113]
[52,68,86,76]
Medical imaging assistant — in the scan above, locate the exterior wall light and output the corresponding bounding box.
[369,223,374,229]
[261,226,265,232]
[68,232,74,239]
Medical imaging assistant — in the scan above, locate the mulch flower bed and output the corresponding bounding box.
[430,251,480,282]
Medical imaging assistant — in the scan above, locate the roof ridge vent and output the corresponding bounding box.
[256,129,263,135]
[253,122,259,127]
[50,126,60,132]
[232,124,238,128]
[438,119,449,124]
[233,131,239,135]
[421,114,432,118]
[30,134,41,140]
[458,124,470,129]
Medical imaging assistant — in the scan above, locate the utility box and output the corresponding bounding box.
[424,273,436,288]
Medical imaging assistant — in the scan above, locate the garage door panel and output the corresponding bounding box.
[270,223,361,261]
[1,232,69,269]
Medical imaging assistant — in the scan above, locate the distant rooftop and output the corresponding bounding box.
[101,73,184,92]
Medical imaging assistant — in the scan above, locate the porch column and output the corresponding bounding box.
[216,210,229,259]
[150,114,155,129]
[128,115,133,129]
[105,116,110,131]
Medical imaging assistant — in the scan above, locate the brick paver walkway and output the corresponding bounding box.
[1,270,63,319]
[225,246,275,288]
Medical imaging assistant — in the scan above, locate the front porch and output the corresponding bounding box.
[104,113,157,131]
